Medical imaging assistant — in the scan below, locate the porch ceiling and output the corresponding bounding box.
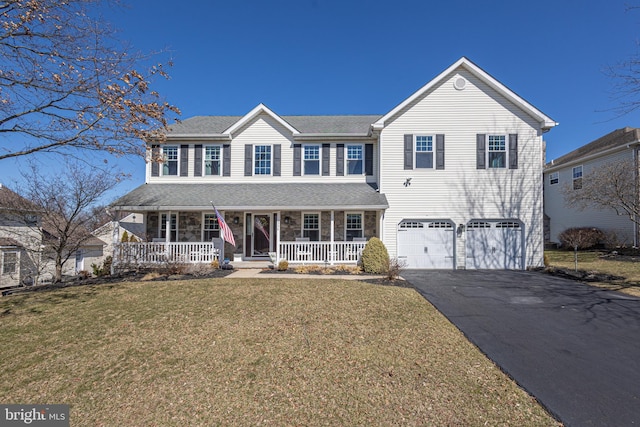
[111,183,388,212]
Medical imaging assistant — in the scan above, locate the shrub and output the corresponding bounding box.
[277,259,289,271]
[361,237,390,274]
[91,256,112,277]
[121,230,129,242]
[386,257,407,280]
[211,259,220,269]
[558,227,604,250]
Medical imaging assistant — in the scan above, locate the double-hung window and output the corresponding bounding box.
[255,145,272,175]
[488,135,506,168]
[572,166,583,190]
[204,145,221,176]
[347,145,363,175]
[160,213,177,241]
[549,172,559,185]
[2,252,17,274]
[304,145,320,175]
[345,213,363,241]
[303,213,320,241]
[415,135,434,168]
[203,214,220,240]
[163,146,179,175]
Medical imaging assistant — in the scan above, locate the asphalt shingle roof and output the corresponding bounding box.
[547,127,640,168]
[168,115,382,135]
[111,183,388,211]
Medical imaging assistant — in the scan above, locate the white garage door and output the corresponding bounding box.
[466,220,523,269]
[397,220,455,269]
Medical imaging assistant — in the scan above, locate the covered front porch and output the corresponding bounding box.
[110,182,389,268]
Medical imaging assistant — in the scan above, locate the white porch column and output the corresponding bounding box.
[276,211,281,263]
[330,210,335,265]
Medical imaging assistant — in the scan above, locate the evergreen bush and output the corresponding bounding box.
[360,237,390,274]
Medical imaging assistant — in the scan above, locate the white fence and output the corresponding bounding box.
[113,242,219,266]
[278,241,366,264]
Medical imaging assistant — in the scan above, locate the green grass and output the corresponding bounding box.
[546,249,640,296]
[0,279,558,426]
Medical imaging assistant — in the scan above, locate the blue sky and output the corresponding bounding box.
[3,0,639,200]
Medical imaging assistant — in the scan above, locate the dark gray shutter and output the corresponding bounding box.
[322,144,330,176]
[365,143,374,176]
[336,144,344,176]
[151,144,160,177]
[273,144,281,176]
[404,134,413,170]
[180,144,188,177]
[435,134,445,170]
[476,134,486,169]
[244,144,253,176]
[509,134,518,169]
[223,144,231,176]
[194,145,202,176]
[293,144,302,176]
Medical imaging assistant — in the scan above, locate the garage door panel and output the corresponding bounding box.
[397,220,455,269]
[466,220,523,270]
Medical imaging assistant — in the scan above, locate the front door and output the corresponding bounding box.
[252,214,272,257]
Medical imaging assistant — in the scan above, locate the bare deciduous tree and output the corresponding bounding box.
[21,162,123,282]
[0,0,180,161]
[562,157,638,229]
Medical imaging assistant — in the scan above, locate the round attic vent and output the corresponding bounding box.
[453,77,466,90]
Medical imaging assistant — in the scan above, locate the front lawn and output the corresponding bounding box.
[545,249,640,296]
[0,279,558,426]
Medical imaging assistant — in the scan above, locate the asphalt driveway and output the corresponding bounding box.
[402,269,640,427]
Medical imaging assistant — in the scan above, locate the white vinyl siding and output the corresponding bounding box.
[544,149,636,246]
[379,69,545,269]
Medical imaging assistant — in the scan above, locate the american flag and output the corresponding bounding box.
[214,206,236,247]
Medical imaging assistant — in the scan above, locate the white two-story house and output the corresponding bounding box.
[112,57,556,269]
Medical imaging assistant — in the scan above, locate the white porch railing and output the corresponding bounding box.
[113,242,219,266]
[278,241,366,264]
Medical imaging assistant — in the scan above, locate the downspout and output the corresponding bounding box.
[635,147,639,247]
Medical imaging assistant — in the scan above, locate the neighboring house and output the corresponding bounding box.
[112,57,556,270]
[92,212,144,267]
[544,127,640,247]
[0,184,44,287]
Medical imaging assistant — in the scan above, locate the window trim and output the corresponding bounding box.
[254,145,272,176]
[2,251,18,275]
[345,144,364,175]
[303,144,321,176]
[572,165,583,190]
[549,172,559,185]
[203,144,222,177]
[487,134,507,169]
[344,212,364,241]
[301,212,321,241]
[202,213,220,241]
[415,135,434,169]
[162,145,180,176]
[160,213,178,241]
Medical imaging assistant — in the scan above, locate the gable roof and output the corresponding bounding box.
[0,185,40,213]
[546,127,640,170]
[373,57,557,131]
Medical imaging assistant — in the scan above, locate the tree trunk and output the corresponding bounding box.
[574,245,578,272]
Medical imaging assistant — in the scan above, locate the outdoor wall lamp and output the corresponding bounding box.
[457,224,465,237]
[284,216,290,224]
[233,217,239,225]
